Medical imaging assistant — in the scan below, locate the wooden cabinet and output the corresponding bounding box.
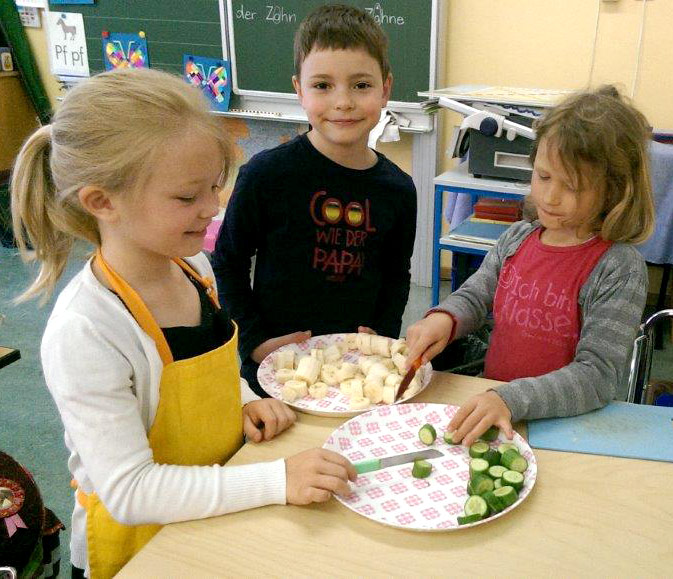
[0,71,39,171]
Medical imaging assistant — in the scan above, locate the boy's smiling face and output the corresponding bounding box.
[293,47,392,167]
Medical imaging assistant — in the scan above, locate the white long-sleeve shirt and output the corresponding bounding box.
[41,254,286,570]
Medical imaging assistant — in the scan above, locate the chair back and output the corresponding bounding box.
[626,309,673,403]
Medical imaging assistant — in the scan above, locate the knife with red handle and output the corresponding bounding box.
[394,356,423,402]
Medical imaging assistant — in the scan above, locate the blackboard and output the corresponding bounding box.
[48,0,225,77]
[226,0,436,105]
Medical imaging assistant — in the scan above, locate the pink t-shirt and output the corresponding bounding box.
[484,229,612,382]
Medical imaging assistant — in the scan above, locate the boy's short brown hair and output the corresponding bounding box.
[530,85,654,244]
[294,4,390,80]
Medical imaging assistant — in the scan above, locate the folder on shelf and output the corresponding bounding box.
[446,216,511,246]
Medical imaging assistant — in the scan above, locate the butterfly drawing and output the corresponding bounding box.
[104,40,147,69]
[185,59,229,103]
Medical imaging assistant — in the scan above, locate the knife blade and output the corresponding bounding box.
[354,448,442,474]
[394,356,423,402]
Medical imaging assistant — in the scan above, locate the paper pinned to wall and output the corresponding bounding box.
[183,55,232,113]
[101,31,149,70]
[46,11,89,77]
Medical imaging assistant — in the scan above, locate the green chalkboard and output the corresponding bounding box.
[48,0,224,77]
[226,0,435,104]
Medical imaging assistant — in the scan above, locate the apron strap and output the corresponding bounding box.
[95,250,174,366]
[173,258,221,310]
[94,251,222,367]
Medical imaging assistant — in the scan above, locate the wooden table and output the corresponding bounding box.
[0,346,20,369]
[118,373,673,577]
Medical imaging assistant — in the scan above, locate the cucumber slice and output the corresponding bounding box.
[470,473,495,495]
[419,424,437,446]
[468,441,490,458]
[412,459,433,478]
[480,425,500,442]
[464,495,489,517]
[482,490,503,514]
[501,449,528,473]
[494,478,503,489]
[469,458,489,477]
[482,448,501,466]
[457,513,483,525]
[497,442,518,455]
[443,430,458,445]
[493,485,518,508]
[466,480,475,496]
[502,470,524,491]
[488,465,507,479]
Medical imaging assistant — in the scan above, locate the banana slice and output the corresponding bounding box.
[382,384,396,405]
[308,382,329,399]
[349,395,371,410]
[385,373,403,389]
[390,339,408,358]
[284,379,308,398]
[336,362,358,382]
[367,362,390,382]
[320,363,339,386]
[280,384,299,402]
[392,352,407,375]
[345,333,359,350]
[295,356,321,385]
[310,348,324,362]
[274,349,295,371]
[357,333,373,355]
[275,368,295,384]
[358,355,380,375]
[364,380,383,404]
[323,344,342,364]
[370,335,391,357]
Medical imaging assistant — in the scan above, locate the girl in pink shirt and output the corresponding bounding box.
[406,86,655,445]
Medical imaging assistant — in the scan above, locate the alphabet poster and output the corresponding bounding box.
[46,11,89,77]
[183,55,232,112]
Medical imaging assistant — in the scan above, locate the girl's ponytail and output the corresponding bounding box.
[11,124,91,303]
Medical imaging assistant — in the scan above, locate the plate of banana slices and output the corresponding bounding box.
[257,333,433,417]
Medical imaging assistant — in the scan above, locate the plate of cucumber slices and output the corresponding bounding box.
[323,402,537,531]
[257,333,433,417]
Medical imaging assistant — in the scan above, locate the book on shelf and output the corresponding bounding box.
[471,213,519,224]
[474,197,523,217]
[445,216,511,246]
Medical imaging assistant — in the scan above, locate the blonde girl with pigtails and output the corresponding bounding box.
[11,67,355,578]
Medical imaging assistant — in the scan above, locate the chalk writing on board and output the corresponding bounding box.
[234,4,298,23]
[364,3,405,26]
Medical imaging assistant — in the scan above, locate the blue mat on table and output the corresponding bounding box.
[527,401,673,463]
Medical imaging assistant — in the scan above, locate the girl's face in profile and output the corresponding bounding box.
[114,130,224,262]
[530,137,602,246]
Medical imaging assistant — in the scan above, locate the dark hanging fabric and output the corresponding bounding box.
[0,0,52,123]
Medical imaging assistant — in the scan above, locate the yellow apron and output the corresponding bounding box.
[77,251,243,578]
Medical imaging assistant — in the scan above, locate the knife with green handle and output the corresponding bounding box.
[354,448,443,474]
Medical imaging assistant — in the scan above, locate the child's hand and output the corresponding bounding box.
[447,390,514,447]
[251,331,312,364]
[243,399,296,442]
[285,449,357,505]
[405,312,455,368]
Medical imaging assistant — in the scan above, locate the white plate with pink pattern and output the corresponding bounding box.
[257,333,433,418]
[323,402,537,531]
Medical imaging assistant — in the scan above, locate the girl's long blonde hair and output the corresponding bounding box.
[11,67,232,303]
[530,85,654,244]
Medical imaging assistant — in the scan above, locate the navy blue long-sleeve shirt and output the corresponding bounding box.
[212,133,417,367]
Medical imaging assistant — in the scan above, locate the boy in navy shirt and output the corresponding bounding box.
[213,4,417,396]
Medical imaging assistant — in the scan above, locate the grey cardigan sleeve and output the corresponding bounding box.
[497,244,648,422]
[434,221,535,338]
